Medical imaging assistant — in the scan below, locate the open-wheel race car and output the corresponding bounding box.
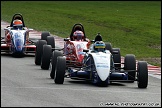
[35,23,91,78]
[51,34,148,88]
[35,23,90,78]
[1,13,35,56]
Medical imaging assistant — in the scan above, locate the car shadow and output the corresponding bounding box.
[1,53,35,58]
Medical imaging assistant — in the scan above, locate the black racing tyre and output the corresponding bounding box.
[124,54,136,82]
[54,56,66,84]
[50,51,63,79]
[35,40,47,65]
[41,45,52,70]
[137,61,148,88]
[41,31,50,41]
[112,48,121,69]
[47,36,55,48]
[85,54,95,79]
[105,43,113,54]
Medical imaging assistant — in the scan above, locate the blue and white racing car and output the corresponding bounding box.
[52,33,148,88]
[1,13,35,57]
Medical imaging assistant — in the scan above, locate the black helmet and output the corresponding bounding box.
[94,41,106,52]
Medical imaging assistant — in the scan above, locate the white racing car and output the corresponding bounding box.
[52,33,148,88]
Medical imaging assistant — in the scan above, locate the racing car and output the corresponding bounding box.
[1,13,36,56]
[36,23,91,79]
[52,39,148,88]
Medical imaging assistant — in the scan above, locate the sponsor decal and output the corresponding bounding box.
[96,64,109,68]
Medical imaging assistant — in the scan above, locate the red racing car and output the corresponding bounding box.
[63,23,91,67]
[35,23,91,78]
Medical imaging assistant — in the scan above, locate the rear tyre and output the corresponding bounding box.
[112,48,121,69]
[54,56,66,84]
[105,43,112,54]
[47,36,55,48]
[35,40,47,65]
[41,45,52,70]
[50,51,63,79]
[124,54,136,82]
[137,61,148,88]
[41,31,50,41]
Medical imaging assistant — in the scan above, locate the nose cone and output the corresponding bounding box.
[97,67,110,81]
[91,52,111,81]
[15,39,23,51]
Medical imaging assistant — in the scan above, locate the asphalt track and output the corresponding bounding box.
[1,21,161,107]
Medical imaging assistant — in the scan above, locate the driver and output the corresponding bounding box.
[93,41,106,52]
[72,30,85,41]
[12,20,23,30]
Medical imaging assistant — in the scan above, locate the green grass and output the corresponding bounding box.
[1,1,161,66]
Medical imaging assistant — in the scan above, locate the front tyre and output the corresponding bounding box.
[50,51,63,79]
[137,61,148,88]
[54,56,66,84]
[35,40,47,65]
[41,45,52,70]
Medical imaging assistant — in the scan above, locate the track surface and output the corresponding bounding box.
[1,21,161,107]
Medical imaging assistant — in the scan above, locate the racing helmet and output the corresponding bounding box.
[93,41,106,52]
[73,30,84,41]
[74,25,82,31]
[13,20,23,30]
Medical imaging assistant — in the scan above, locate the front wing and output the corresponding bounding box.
[1,44,36,53]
